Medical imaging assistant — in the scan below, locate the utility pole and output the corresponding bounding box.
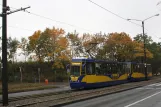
[1,0,30,105]
[127,14,159,81]
[142,21,147,80]
[2,0,8,105]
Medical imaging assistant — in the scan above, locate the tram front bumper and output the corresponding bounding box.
[70,82,86,89]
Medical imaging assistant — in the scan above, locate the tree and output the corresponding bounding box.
[95,32,153,62]
[67,31,84,58]
[133,34,161,74]
[28,30,43,62]
[146,42,161,74]
[98,32,135,61]
[28,27,70,69]
[133,41,153,62]
[7,37,19,63]
[19,38,31,62]
[83,32,105,58]
[133,34,154,62]
[133,33,153,44]
[67,31,106,59]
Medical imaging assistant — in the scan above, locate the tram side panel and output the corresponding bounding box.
[70,60,129,89]
[129,63,152,81]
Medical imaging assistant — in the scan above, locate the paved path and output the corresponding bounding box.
[63,82,161,107]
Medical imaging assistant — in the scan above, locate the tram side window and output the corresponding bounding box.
[95,63,101,75]
[71,66,80,76]
[124,64,127,73]
[134,64,138,72]
[124,66,127,73]
[82,66,85,75]
[140,64,144,73]
[100,63,106,75]
[96,63,118,75]
[86,63,95,75]
[131,64,134,73]
[111,64,117,73]
[135,64,144,73]
[106,64,112,74]
[147,66,149,73]
[97,63,108,75]
[118,64,124,74]
[125,64,131,74]
[81,63,86,75]
[147,65,152,73]
[95,63,112,75]
[134,64,141,72]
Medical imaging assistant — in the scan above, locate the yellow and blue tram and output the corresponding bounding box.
[69,58,152,89]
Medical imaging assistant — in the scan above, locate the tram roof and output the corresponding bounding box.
[71,59,151,65]
[118,62,151,65]
[72,59,117,63]
[118,62,137,64]
[72,59,95,62]
[95,60,117,63]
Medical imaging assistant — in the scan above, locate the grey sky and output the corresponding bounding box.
[0,0,161,42]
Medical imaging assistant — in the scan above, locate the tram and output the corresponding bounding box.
[69,58,152,89]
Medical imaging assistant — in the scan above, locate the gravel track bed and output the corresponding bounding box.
[2,77,161,107]
[0,90,72,103]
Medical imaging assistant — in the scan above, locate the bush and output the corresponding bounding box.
[0,61,69,83]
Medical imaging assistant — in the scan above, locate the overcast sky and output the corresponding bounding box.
[0,0,161,42]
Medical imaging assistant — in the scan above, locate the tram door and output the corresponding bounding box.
[111,63,118,80]
[86,62,96,83]
[126,62,131,76]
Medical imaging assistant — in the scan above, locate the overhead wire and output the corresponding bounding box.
[0,25,34,32]
[87,0,141,27]
[25,10,94,33]
[0,4,94,33]
[8,25,35,32]
[0,4,34,32]
[0,3,160,39]
[0,4,95,34]
[87,0,160,39]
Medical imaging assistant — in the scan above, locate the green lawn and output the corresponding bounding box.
[0,83,58,94]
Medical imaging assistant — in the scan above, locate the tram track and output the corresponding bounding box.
[2,77,161,107]
[0,90,72,104]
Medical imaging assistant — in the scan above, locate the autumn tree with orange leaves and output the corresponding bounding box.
[96,32,153,61]
[28,29,154,67]
[28,27,70,69]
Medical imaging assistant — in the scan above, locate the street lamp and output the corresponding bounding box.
[127,14,159,80]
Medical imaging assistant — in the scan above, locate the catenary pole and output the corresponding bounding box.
[1,1,30,105]
[142,21,147,80]
[2,0,8,105]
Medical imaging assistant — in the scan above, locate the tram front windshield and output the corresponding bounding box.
[71,66,80,76]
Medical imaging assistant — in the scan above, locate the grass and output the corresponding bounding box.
[0,83,58,94]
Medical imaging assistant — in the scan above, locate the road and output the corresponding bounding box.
[63,82,161,107]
